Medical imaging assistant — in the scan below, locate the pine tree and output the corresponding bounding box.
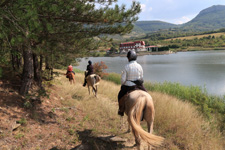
[0,0,141,95]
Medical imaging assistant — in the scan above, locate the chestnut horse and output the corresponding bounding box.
[123,90,164,150]
[66,72,75,84]
[85,71,101,97]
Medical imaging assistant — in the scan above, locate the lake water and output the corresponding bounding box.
[76,50,225,96]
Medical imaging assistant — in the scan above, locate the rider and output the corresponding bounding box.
[83,60,94,87]
[66,65,75,78]
[118,50,146,116]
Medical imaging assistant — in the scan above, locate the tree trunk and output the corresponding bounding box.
[45,56,50,69]
[50,67,53,80]
[33,53,42,87]
[40,55,43,71]
[45,56,53,80]
[11,51,16,70]
[11,49,22,71]
[19,47,34,96]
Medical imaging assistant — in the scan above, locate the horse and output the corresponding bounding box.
[84,71,101,97]
[66,72,75,84]
[122,90,164,150]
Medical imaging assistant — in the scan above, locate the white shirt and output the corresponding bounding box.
[121,60,144,86]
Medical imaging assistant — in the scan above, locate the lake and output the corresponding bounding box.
[76,50,225,96]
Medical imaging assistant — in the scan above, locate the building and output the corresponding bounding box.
[119,41,146,53]
[145,45,158,52]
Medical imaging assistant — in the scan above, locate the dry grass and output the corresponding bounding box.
[53,70,224,149]
[152,92,224,150]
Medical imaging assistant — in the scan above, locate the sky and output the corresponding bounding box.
[116,0,225,24]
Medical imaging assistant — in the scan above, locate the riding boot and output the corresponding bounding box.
[118,98,126,116]
[83,79,87,87]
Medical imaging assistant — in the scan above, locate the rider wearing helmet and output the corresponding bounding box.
[66,65,75,78]
[83,60,94,87]
[118,50,146,116]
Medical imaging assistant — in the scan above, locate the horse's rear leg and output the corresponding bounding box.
[95,85,98,97]
[125,118,131,132]
[88,86,90,95]
[92,86,97,97]
[131,127,141,150]
[147,118,154,150]
[128,118,141,149]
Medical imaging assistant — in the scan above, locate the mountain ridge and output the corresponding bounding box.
[133,5,225,33]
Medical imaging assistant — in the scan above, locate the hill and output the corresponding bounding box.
[134,21,178,33]
[128,5,225,37]
[0,70,224,149]
[182,5,225,31]
[108,5,225,41]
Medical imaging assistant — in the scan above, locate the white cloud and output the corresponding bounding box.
[175,16,191,24]
[148,7,153,11]
[141,4,146,12]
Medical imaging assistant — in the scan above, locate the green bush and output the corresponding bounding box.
[102,72,121,85]
[144,81,225,131]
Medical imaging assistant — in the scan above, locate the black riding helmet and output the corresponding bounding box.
[127,50,137,61]
[88,60,92,65]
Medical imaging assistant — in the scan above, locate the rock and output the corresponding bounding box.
[12,122,21,131]
[110,136,127,142]
[98,135,127,142]
[53,97,58,100]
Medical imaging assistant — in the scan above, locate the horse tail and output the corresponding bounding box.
[128,96,164,147]
[94,75,101,86]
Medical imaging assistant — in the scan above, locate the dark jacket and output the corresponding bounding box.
[86,64,94,76]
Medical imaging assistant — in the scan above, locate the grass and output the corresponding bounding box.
[167,32,225,41]
[145,81,225,131]
[102,72,121,85]
[17,118,27,125]
[52,70,224,149]
[103,72,225,132]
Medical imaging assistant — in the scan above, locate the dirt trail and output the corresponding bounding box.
[0,71,148,150]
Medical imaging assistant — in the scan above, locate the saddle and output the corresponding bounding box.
[86,74,101,85]
[67,72,74,80]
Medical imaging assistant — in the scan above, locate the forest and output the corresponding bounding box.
[0,0,141,95]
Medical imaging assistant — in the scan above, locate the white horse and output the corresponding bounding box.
[123,90,164,150]
[85,71,101,97]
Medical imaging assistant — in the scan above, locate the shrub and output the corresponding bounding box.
[144,81,225,131]
[93,61,108,78]
[102,72,121,85]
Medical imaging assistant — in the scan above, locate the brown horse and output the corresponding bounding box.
[85,71,101,97]
[123,90,164,150]
[66,72,75,84]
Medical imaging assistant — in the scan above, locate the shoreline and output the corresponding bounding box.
[107,50,174,57]
[106,48,225,57]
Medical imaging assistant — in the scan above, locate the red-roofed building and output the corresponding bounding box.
[119,41,146,53]
[145,45,158,52]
